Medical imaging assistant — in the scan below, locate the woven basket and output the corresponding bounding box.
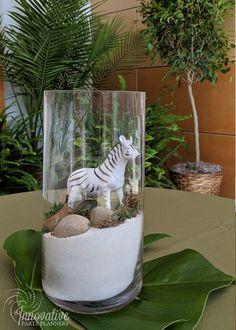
[170,170,223,196]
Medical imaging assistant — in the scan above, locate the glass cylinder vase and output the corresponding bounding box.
[42,90,145,314]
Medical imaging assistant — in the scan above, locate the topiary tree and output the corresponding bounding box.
[140,0,234,163]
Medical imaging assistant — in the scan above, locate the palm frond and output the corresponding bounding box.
[1,0,146,147]
[93,32,147,88]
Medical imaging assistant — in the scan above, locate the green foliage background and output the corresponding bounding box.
[1,1,190,193]
[0,0,139,193]
[0,111,40,194]
[70,97,189,190]
[145,100,189,188]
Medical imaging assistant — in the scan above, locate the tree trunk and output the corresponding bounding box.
[187,80,200,163]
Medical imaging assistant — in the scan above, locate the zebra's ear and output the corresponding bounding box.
[129,136,133,144]
[119,135,126,144]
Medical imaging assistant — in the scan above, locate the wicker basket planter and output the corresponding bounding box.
[170,162,223,196]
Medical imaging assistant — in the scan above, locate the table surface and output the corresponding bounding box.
[0,188,235,330]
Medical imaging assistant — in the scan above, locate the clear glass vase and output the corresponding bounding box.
[42,90,145,314]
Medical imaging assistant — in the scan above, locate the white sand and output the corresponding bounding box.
[42,213,143,301]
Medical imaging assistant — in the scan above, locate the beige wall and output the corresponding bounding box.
[94,1,235,199]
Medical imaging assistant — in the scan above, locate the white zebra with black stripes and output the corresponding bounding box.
[67,135,139,209]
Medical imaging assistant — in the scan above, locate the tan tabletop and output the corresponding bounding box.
[0,188,235,330]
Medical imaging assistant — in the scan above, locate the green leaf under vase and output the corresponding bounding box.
[144,233,172,248]
[16,284,77,330]
[3,230,42,291]
[3,230,234,330]
[141,249,234,330]
[70,300,186,330]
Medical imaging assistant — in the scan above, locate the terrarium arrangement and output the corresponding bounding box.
[42,90,145,313]
[43,188,140,232]
[140,0,234,195]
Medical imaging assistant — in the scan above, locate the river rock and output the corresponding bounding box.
[42,205,74,232]
[90,207,114,226]
[52,214,90,238]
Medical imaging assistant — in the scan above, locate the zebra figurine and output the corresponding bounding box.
[67,135,139,209]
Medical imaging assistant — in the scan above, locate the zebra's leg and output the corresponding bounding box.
[116,187,124,205]
[103,188,111,209]
[68,186,82,208]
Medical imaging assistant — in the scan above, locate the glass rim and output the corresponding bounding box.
[44,90,145,95]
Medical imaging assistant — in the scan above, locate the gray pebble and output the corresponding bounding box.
[52,214,90,238]
[90,207,114,226]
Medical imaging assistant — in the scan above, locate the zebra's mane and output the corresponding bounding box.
[106,143,122,160]
[99,142,124,170]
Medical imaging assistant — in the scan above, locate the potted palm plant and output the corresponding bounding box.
[140,0,234,195]
[0,0,138,191]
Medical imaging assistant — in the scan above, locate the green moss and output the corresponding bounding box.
[44,202,64,219]
[112,191,140,222]
[75,199,97,218]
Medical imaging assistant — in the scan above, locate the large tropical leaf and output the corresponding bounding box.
[3,230,42,291]
[141,249,234,330]
[143,233,172,248]
[15,284,77,330]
